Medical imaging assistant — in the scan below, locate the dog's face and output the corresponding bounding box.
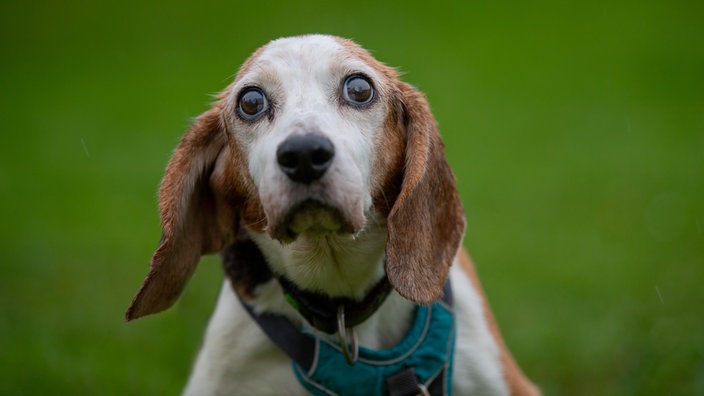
[222,36,397,243]
[126,35,465,321]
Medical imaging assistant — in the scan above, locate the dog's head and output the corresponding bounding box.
[126,35,465,321]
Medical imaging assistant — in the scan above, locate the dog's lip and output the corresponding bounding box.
[268,199,357,243]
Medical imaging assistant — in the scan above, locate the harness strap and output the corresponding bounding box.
[387,367,429,396]
[238,300,316,371]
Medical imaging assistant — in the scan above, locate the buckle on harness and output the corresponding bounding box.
[336,304,359,365]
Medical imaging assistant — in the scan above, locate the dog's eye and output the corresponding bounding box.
[238,88,268,120]
[343,75,374,105]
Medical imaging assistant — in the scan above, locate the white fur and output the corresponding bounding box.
[183,35,509,395]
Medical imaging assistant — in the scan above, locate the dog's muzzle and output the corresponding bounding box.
[267,133,358,242]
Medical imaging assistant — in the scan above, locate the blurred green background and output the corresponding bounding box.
[1,0,702,394]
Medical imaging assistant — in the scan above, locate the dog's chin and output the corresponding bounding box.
[267,200,363,244]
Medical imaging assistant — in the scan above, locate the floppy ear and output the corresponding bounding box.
[385,83,466,305]
[126,107,238,321]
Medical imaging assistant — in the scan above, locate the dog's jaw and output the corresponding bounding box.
[267,199,357,243]
[258,169,370,244]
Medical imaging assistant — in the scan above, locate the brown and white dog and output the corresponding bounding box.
[126,35,539,395]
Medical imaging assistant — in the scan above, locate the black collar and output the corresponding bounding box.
[276,275,393,334]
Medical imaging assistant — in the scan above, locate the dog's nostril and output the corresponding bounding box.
[278,151,299,169]
[277,134,335,184]
[311,147,333,166]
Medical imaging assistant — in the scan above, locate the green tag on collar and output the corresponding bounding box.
[285,293,300,311]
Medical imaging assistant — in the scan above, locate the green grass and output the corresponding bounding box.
[1,0,702,394]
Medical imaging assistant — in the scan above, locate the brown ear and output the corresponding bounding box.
[385,83,466,305]
[126,107,238,321]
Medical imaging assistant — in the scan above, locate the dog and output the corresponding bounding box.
[126,34,539,396]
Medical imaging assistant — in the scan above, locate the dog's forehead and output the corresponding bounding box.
[259,35,343,66]
[236,35,381,86]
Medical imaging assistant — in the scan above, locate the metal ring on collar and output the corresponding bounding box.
[336,305,359,365]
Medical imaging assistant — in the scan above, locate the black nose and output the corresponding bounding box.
[277,134,335,184]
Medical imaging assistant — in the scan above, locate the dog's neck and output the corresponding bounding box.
[248,214,389,300]
[242,214,416,349]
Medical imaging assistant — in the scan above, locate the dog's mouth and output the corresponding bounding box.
[267,199,359,243]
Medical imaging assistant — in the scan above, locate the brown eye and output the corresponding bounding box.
[343,75,374,105]
[238,88,267,120]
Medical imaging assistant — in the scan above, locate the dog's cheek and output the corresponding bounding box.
[245,138,270,189]
[241,203,266,234]
[256,165,295,240]
[370,112,405,217]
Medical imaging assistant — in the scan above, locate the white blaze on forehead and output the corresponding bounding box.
[255,35,383,88]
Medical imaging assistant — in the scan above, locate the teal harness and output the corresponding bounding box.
[294,300,455,396]
[239,280,456,396]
